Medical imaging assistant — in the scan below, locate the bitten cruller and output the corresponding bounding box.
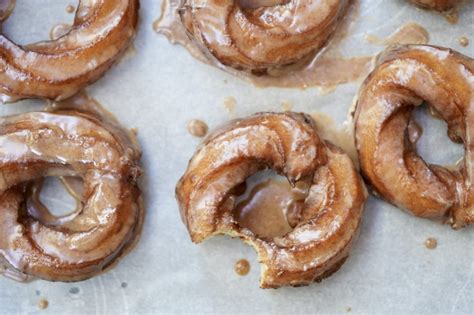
[0,0,139,103]
[176,112,367,288]
[179,0,349,72]
[0,109,143,282]
[354,44,474,229]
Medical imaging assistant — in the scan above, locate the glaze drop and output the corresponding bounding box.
[38,299,49,310]
[234,259,250,276]
[425,238,438,249]
[187,119,208,138]
[459,36,469,47]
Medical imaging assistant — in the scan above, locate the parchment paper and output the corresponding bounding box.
[0,0,473,314]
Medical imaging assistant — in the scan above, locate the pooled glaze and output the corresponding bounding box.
[255,55,373,89]
[410,0,461,11]
[233,177,306,238]
[0,0,14,22]
[0,96,143,282]
[176,112,366,288]
[155,0,372,89]
[365,23,429,46]
[46,91,141,154]
[0,0,139,103]
[354,44,474,229]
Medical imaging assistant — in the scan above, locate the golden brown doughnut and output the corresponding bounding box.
[409,0,461,11]
[176,112,366,288]
[0,110,143,282]
[0,0,139,103]
[180,0,348,71]
[354,44,474,229]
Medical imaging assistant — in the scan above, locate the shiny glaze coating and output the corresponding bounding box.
[0,0,139,103]
[354,44,474,229]
[180,0,348,71]
[0,110,143,281]
[409,0,461,11]
[176,112,367,288]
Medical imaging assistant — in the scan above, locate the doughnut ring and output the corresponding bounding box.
[0,110,143,282]
[176,112,367,288]
[179,0,349,71]
[409,0,461,11]
[0,0,139,103]
[354,44,474,229]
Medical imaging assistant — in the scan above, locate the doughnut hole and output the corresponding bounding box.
[411,103,463,167]
[26,176,84,225]
[1,0,77,44]
[230,170,310,239]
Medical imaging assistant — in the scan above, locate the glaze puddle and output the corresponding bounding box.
[232,170,309,238]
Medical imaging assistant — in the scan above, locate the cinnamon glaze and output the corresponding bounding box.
[0,93,143,282]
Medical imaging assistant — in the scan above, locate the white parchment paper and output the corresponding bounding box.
[0,0,473,314]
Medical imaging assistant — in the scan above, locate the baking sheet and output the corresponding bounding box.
[0,0,473,314]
